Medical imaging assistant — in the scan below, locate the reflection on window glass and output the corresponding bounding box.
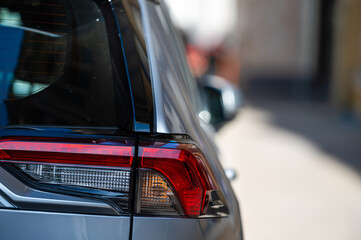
[0,1,68,100]
[0,0,130,128]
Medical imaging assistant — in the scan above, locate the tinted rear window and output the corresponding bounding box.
[0,0,132,128]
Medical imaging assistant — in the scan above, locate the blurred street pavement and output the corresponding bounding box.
[216,98,361,240]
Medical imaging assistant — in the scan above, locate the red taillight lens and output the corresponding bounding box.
[0,139,133,168]
[138,141,220,217]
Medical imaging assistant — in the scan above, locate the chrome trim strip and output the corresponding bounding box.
[139,0,169,133]
[0,195,15,208]
[0,182,110,209]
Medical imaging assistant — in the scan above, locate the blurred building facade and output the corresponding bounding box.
[331,0,361,117]
[239,0,361,117]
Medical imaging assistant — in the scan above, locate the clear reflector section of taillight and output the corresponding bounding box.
[141,171,173,203]
[138,170,181,215]
[14,163,131,192]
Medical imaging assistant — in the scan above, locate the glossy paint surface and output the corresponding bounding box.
[0,209,130,240]
[132,216,204,240]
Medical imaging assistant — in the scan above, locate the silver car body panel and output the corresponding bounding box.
[0,209,130,240]
[132,217,204,240]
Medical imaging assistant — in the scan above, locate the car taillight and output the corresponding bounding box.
[0,136,228,218]
[136,140,227,218]
[0,137,134,214]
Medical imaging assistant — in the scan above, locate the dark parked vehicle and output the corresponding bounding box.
[0,0,242,239]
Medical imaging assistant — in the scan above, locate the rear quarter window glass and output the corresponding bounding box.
[0,0,132,128]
